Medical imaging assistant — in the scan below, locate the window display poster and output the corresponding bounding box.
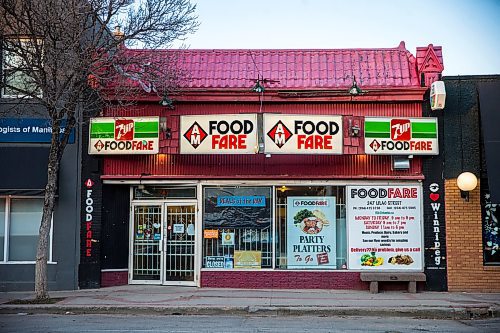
[286,197,337,269]
[234,251,261,269]
[222,232,235,246]
[204,187,271,229]
[347,186,423,270]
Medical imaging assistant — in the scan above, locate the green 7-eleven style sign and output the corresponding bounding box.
[89,117,159,154]
[364,117,438,155]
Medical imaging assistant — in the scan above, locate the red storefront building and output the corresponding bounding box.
[80,42,447,291]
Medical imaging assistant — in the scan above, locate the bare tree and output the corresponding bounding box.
[0,0,198,300]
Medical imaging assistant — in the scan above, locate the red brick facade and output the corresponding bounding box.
[101,271,128,288]
[445,179,500,292]
[201,271,367,290]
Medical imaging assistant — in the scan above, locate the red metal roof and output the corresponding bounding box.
[127,41,424,91]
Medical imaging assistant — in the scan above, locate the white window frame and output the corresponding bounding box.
[0,196,55,264]
[1,37,43,98]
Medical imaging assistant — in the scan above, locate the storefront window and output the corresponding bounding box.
[203,187,272,269]
[9,199,44,261]
[0,197,52,262]
[482,189,500,265]
[275,186,347,269]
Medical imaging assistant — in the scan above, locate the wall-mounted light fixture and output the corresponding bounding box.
[159,94,175,109]
[165,128,172,139]
[457,172,478,201]
[251,79,265,93]
[348,76,362,95]
[392,155,411,170]
[348,119,360,137]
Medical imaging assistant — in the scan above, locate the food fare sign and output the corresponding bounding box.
[264,115,343,154]
[287,197,337,269]
[347,186,423,271]
[89,117,159,154]
[364,117,438,155]
[180,115,258,154]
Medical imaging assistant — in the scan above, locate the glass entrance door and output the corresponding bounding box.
[163,204,197,285]
[130,205,162,283]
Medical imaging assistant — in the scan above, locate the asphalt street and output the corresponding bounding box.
[1,314,500,333]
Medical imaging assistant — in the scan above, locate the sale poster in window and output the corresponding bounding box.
[286,197,337,269]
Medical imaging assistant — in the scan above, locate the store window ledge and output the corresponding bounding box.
[0,261,58,265]
[483,265,500,271]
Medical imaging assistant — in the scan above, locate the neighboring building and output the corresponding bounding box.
[0,41,81,291]
[80,41,450,292]
[441,75,500,292]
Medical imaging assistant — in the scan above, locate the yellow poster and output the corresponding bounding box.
[234,250,261,269]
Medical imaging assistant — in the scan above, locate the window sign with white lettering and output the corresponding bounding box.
[0,118,75,143]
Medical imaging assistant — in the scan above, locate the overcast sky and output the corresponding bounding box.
[177,0,500,76]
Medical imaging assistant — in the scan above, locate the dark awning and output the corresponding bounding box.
[0,146,49,195]
[478,81,500,203]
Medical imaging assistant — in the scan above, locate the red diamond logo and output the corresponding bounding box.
[94,140,104,152]
[84,179,94,188]
[267,121,293,148]
[183,122,207,149]
[369,139,381,152]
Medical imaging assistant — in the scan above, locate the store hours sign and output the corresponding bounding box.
[286,197,336,269]
[347,186,423,270]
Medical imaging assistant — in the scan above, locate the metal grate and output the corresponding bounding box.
[164,205,196,281]
[132,205,162,280]
[203,226,272,268]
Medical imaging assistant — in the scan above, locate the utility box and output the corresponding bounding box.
[430,81,446,110]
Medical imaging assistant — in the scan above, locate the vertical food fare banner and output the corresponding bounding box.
[180,114,258,154]
[264,114,343,154]
[287,197,336,269]
[347,186,423,270]
[89,117,159,154]
[364,117,438,155]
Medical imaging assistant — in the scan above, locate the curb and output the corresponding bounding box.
[0,305,498,320]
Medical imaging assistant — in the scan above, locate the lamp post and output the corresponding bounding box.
[457,172,478,202]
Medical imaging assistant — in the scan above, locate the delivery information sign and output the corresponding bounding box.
[347,186,423,270]
[264,114,343,154]
[89,117,159,155]
[287,197,337,269]
[180,114,258,154]
[364,117,438,155]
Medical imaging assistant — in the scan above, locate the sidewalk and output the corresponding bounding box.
[1,285,500,319]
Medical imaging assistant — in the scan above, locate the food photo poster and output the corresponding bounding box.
[286,196,337,269]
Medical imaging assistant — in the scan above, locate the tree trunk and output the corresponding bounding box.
[34,139,60,300]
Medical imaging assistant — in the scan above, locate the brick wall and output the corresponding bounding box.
[445,179,500,291]
[201,271,368,290]
[101,271,128,288]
